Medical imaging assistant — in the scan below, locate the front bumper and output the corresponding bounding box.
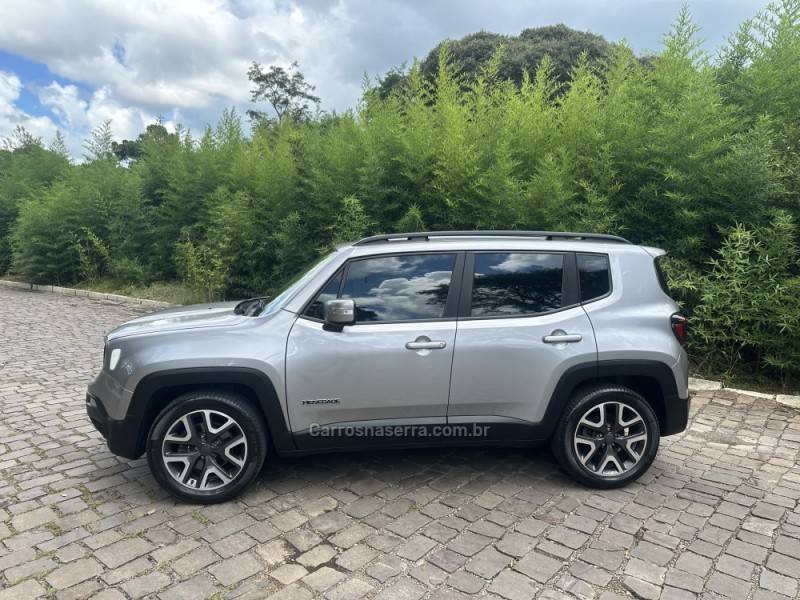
[86,391,143,459]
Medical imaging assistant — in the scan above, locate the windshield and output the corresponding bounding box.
[259,251,339,316]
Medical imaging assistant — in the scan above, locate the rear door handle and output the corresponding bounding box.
[543,333,583,344]
[406,340,447,350]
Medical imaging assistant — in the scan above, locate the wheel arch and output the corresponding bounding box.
[118,367,295,459]
[544,359,685,438]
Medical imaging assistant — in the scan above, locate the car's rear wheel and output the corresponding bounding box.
[551,384,659,488]
[147,390,267,503]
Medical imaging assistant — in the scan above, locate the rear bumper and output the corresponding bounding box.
[86,392,143,460]
[661,394,690,436]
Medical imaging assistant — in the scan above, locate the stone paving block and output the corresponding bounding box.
[515,550,563,583]
[0,579,46,600]
[271,563,309,585]
[297,543,337,568]
[121,571,172,598]
[171,546,219,576]
[45,557,103,589]
[336,543,378,571]
[324,577,374,600]
[367,554,405,583]
[707,571,750,600]
[374,576,426,600]
[303,566,346,591]
[209,551,263,586]
[214,531,257,557]
[396,534,437,561]
[102,556,151,585]
[159,573,218,600]
[4,555,57,584]
[11,506,57,531]
[2,286,800,600]
[759,568,798,597]
[625,557,666,585]
[488,569,539,600]
[447,530,492,556]
[256,538,295,565]
[624,576,661,600]
[95,536,154,568]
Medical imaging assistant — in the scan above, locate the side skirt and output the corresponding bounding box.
[286,415,549,455]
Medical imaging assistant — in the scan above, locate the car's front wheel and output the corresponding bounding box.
[147,390,267,503]
[552,384,659,488]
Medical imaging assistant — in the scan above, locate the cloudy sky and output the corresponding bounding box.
[0,0,768,158]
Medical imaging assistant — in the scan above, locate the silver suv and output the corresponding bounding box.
[87,231,689,503]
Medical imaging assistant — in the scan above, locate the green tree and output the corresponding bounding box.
[83,120,115,162]
[247,61,321,121]
[379,24,619,97]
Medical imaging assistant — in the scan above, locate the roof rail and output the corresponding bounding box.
[352,230,632,246]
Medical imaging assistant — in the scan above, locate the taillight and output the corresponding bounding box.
[671,314,687,346]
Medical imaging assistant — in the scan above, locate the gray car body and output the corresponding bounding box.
[88,235,688,457]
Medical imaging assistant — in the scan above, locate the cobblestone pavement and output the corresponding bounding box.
[2,286,800,600]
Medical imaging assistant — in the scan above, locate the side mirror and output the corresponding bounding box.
[323,298,355,330]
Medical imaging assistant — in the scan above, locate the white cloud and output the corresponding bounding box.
[0,70,59,144]
[0,0,362,156]
[0,0,357,114]
[0,0,769,159]
[37,82,87,128]
[34,81,171,158]
[491,253,561,273]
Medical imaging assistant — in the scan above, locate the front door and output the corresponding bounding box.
[286,252,463,449]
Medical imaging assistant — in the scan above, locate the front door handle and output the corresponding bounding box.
[543,332,583,344]
[406,335,447,350]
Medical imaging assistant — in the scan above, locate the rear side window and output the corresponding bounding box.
[577,254,610,302]
[470,252,563,317]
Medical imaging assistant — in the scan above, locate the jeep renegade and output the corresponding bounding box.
[87,231,689,503]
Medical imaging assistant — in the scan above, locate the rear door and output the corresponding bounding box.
[447,251,597,433]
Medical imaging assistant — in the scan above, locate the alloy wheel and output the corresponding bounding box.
[573,401,648,477]
[161,409,248,490]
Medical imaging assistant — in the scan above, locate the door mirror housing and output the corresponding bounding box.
[323,298,355,330]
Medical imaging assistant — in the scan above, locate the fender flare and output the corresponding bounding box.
[114,367,295,459]
[539,359,685,436]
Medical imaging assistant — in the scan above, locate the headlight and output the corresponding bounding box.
[109,348,122,370]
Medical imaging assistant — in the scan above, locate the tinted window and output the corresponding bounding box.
[304,270,342,320]
[340,254,456,322]
[577,254,611,302]
[470,253,563,317]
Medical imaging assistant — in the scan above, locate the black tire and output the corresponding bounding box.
[551,384,659,489]
[146,390,268,503]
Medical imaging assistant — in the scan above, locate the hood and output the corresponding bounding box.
[107,300,248,341]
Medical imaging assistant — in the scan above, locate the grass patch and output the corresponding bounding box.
[75,279,206,305]
[44,522,64,536]
[2,273,209,304]
[191,510,210,525]
[691,362,799,396]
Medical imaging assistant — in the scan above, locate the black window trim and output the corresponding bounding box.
[458,250,582,321]
[299,250,466,325]
[299,265,346,321]
[576,251,613,306]
[653,254,672,299]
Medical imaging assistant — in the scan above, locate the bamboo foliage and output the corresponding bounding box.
[2,2,800,381]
